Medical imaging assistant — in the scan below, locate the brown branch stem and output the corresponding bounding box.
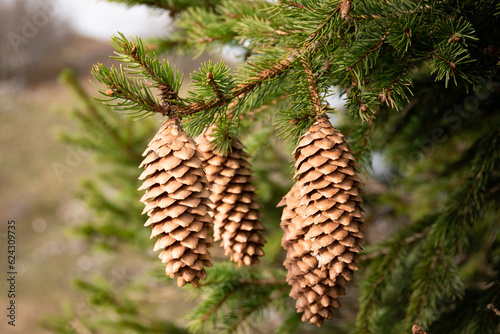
[278,1,311,11]
[175,52,299,117]
[302,57,322,114]
[487,303,500,317]
[347,32,389,71]
[200,291,232,322]
[356,112,376,160]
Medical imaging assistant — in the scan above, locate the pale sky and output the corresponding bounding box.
[42,0,172,40]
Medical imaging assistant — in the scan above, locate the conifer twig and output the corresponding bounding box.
[487,303,500,317]
[347,32,389,71]
[360,247,402,334]
[206,72,223,101]
[70,319,93,334]
[121,41,180,102]
[412,324,428,334]
[356,111,376,159]
[178,52,298,116]
[200,291,232,322]
[302,8,339,50]
[278,0,311,11]
[226,286,290,333]
[301,57,322,114]
[414,245,442,322]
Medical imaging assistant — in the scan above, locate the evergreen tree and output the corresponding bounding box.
[46,1,500,333]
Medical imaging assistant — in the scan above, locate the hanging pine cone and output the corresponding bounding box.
[195,127,266,267]
[279,114,364,326]
[138,117,213,287]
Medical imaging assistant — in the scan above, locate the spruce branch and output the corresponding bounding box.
[356,217,435,333]
[402,131,500,328]
[355,111,376,160]
[430,44,477,88]
[199,290,232,322]
[110,33,183,102]
[431,130,500,254]
[92,63,165,117]
[351,4,433,20]
[301,5,340,51]
[376,65,412,109]
[358,246,402,334]
[278,0,311,11]
[346,31,389,72]
[225,286,290,333]
[92,34,186,117]
[206,71,224,101]
[179,51,297,117]
[408,244,453,325]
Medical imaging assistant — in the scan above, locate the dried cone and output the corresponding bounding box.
[195,128,265,267]
[278,114,364,326]
[138,117,213,288]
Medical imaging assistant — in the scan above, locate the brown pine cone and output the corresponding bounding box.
[138,117,213,287]
[279,184,346,327]
[279,114,364,326]
[195,128,265,267]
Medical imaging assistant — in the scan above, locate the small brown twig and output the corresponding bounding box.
[278,0,311,11]
[70,319,93,334]
[200,290,232,322]
[174,52,299,117]
[206,72,223,101]
[487,303,500,317]
[301,57,322,114]
[346,32,389,72]
[356,111,376,160]
[412,324,428,334]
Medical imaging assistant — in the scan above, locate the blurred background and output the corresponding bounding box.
[0,1,223,332]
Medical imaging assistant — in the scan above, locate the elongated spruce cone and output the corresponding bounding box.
[279,185,346,326]
[138,118,213,287]
[195,128,265,267]
[279,114,364,326]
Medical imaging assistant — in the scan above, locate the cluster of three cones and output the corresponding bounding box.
[137,114,364,327]
[138,118,265,287]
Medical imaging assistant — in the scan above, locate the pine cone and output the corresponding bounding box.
[195,128,266,267]
[279,115,364,326]
[138,118,213,287]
